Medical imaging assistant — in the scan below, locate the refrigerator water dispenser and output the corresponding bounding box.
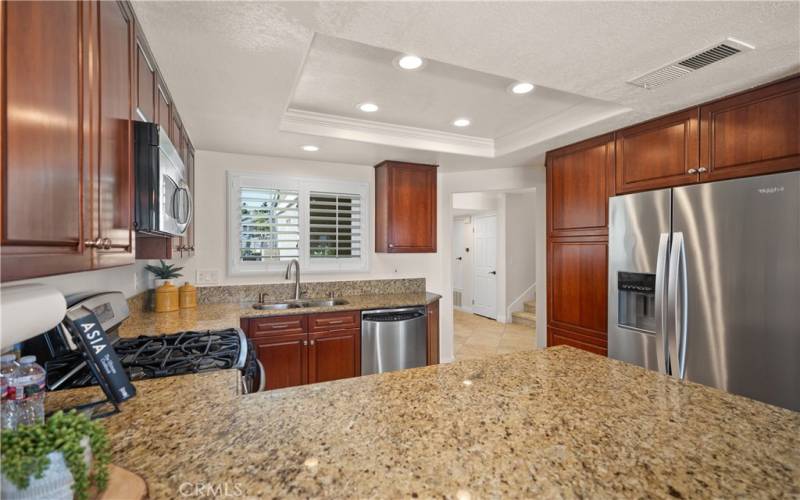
[617,272,656,333]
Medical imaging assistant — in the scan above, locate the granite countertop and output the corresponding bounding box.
[46,346,799,498]
[119,292,440,338]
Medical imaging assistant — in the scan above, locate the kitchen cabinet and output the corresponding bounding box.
[155,79,171,131]
[547,238,608,350]
[547,134,614,238]
[699,75,800,181]
[135,37,155,122]
[615,109,700,194]
[426,299,439,365]
[1,1,89,281]
[374,161,438,253]
[92,0,135,270]
[242,310,360,391]
[253,334,307,391]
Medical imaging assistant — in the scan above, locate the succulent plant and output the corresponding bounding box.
[144,259,183,279]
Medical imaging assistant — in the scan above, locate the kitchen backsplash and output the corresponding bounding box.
[128,278,426,311]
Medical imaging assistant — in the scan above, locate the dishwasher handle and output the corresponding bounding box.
[362,307,426,322]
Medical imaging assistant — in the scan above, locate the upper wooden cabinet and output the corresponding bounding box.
[546,134,614,238]
[700,76,800,181]
[1,1,91,281]
[374,161,437,253]
[134,37,155,122]
[615,109,700,194]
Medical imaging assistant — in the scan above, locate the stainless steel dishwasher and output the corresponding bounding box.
[361,307,427,375]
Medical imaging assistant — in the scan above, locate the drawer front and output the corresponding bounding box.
[248,315,307,337]
[308,310,360,333]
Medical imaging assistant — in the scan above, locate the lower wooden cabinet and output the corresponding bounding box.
[308,329,359,384]
[242,311,360,391]
[426,300,439,365]
[253,333,307,391]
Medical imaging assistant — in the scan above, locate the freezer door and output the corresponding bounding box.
[608,189,672,372]
[672,171,800,411]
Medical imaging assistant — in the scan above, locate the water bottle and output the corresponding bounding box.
[14,356,46,427]
[1,354,20,430]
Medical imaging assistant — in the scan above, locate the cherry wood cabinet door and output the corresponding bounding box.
[134,37,155,122]
[700,76,800,181]
[155,79,170,132]
[92,0,134,269]
[547,134,614,238]
[549,326,607,356]
[615,109,700,193]
[308,329,359,384]
[547,239,608,347]
[1,1,91,281]
[426,299,439,365]
[375,161,438,253]
[254,333,307,391]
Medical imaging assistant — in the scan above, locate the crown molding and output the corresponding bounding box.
[280,109,495,157]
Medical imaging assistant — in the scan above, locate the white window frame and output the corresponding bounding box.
[228,172,370,276]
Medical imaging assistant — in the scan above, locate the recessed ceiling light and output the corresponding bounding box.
[358,102,379,113]
[395,54,424,70]
[301,145,319,152]
[510,82,535,94]
[452,118,471,127]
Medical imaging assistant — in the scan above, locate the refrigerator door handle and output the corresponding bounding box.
[654,233,670,374]
[667,232,688,379]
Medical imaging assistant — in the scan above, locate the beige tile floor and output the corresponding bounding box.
[453,309,537,360]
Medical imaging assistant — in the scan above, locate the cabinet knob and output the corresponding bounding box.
[102,238,112,250]
[85,238,104,248]
[388,243,394,248]
[688,168,698,174]
[303,340,308,346]
[698,167,707,173]
[310,340,315,346]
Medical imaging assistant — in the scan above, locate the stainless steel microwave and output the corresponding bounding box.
[133,122,192,236]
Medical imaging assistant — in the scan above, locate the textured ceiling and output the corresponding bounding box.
[132,1,800,172]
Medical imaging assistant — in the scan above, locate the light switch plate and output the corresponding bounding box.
[196,269,220,285]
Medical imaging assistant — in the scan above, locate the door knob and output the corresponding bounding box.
[489,271,497,275]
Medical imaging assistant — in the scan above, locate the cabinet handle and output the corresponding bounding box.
[303,340,308,346]
[326,319,344,325]
[688,168,698,174]
[698,167,707,173]
[85,238,104,248]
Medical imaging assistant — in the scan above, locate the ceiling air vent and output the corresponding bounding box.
[628,38,754,89]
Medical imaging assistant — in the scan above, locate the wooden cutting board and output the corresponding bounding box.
[95,464,148,500]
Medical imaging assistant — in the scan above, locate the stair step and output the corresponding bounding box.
[511,311,536,327]
[523,301,536,313]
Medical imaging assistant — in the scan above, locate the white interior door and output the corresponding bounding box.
[453,219,464,291]
[473,214,497,319]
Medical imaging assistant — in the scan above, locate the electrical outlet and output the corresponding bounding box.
[196,269,220,285]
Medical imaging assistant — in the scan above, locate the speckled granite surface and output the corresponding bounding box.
[117,292,440,338]
[45,347,799,499]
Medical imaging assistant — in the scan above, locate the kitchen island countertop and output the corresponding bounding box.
[46,346,800,498]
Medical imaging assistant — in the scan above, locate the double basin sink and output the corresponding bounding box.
[253,298,349,310]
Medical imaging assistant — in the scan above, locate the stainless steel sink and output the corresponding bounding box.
[252,298,349,310]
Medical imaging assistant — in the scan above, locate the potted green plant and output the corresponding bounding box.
[1,410,110,500]
[144,259,183,289]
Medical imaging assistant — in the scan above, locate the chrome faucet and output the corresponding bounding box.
[285,259,301,301]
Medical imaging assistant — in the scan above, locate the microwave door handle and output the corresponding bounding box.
[654,232,670,374]
[183,185,193,226]
[667,232,688,379]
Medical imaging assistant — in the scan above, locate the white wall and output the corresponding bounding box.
[452,192,499,212]
[186,150,437,285]
[505,191,537,316]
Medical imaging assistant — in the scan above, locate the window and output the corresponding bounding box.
[228,173,369,275]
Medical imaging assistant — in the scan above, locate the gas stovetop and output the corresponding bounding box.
[46,328,249,390]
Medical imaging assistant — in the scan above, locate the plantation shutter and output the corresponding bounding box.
[239,188,300,262]
[309,191,362,259]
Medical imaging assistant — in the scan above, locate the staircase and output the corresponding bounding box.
[511,301,536,328]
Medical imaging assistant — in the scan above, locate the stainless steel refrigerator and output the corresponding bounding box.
[608,171,799,411]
